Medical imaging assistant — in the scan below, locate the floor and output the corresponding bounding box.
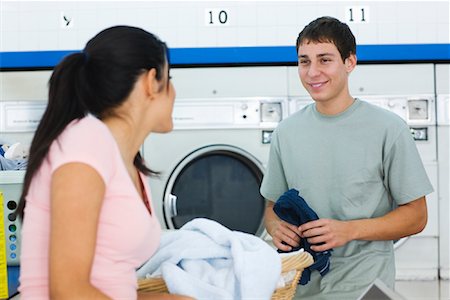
[395,280,449,300]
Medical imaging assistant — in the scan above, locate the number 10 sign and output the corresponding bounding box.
[205,8,230,26]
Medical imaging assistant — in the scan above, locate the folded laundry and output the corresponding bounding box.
[0,155,28,170]
[137,218,282,299]
[3,142,29,160]
[0,142,29,170]
[273,189,332,285]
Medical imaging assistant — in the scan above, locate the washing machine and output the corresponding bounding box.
[142,66,289,236]
[436,63,450,280]
[142,97,287,236]
[0,70,51,266]
[287,64,439,280]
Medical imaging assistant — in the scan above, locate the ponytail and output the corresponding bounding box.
[16,26,167,220]
[16,52,89,219]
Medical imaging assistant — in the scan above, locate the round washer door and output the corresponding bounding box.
[163,145,266,236]
[394,237,408,249]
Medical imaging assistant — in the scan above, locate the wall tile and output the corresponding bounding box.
[0,1,448,52]
[0,31,19,52]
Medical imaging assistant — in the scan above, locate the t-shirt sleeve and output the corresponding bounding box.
[383,126,434,205]
[260,128,288,202]
[48,119,116,185]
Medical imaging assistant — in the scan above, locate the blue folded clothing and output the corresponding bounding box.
[273,189,332,285]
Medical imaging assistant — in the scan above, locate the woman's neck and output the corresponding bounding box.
[102,115,143,167]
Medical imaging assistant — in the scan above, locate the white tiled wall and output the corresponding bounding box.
[1,1,448,52]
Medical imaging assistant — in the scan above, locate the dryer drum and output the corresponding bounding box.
[163,145,266,236]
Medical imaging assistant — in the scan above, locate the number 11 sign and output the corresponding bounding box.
[346,6,370,23]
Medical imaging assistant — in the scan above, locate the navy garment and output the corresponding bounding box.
[273,189,332,285]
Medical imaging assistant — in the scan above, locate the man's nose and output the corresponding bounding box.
[307,62,321,77]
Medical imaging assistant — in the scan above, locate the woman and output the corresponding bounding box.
[17,26,190,300]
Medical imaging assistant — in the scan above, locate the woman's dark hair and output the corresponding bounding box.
[16,26,168,219]
[296,16,356,62]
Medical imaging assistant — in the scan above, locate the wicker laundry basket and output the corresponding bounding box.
[138,251,314,300]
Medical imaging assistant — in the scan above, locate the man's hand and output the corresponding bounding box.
[267,219,301,252]
[265,201,302,251]
[298,218,353,252]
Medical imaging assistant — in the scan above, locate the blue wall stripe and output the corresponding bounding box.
[357,44,450,61]
[1,44,449,68]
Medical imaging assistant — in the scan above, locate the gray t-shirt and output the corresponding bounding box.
[260,99,433,300]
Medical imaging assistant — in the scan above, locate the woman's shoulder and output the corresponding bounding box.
[61,115,113,145]
[52,115,117,162]
[66,114,108,133]
[48,115,118,181]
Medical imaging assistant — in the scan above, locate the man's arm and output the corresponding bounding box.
[264,201,301,251]
[298,196,428,252]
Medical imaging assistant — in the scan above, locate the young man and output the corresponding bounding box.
[260,16,433,299]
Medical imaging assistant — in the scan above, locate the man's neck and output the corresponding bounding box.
[315,96,355,115]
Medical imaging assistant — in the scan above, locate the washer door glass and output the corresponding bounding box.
[164,147,265,235]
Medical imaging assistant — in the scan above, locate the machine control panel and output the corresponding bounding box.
[260,102,282,123]
[289,95,436,142]
[235,101,260,125]
[408,99,429,121]
[171,98,288,129]
[0,101,46,132]
[356,95,435,125]
[410,128,428,141]
[0,171,24,266]
[290,95,435,125]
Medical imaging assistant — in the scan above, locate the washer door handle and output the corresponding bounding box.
[167,193,178,217]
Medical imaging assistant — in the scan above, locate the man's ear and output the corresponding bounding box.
[345,54,357,73]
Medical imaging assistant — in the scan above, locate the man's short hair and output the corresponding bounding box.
[296,16,356,62]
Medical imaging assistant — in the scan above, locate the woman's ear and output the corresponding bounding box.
[145,68,160,98]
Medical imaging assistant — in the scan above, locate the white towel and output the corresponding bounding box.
[137,218,281,300]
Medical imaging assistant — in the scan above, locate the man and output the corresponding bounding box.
[260,16,433,299]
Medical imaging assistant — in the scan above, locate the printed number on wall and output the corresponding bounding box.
[205,9,230,26]
[345,6,370,23]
